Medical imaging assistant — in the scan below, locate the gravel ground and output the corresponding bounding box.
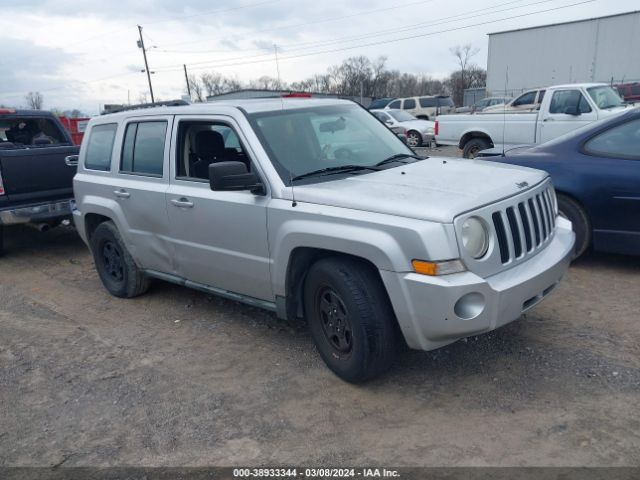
[0,219,639,468]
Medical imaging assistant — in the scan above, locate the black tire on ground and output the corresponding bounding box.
[557,194,591,258]
[407,130,423,148]
[90,221,150,298]
[462,137,491,159]
[303,256,400,383]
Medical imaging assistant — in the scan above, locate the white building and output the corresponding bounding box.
[486,10,640,96]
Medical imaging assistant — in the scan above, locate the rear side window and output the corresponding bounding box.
[419,97,436,107]
[120,121,167,176]
[403,99,416,109]
[437,97,455,107]
[85,123,117,171]
[584,118,640,159]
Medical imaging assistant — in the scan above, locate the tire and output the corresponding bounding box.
[90,221,150,298]
[407,130,423,148]
[303,256,399,383]
[557,194,591,258]
[462,137,491,159]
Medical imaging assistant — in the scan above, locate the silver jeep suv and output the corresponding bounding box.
[72,98,575,382]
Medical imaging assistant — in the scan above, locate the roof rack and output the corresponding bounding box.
[101,99,190,115]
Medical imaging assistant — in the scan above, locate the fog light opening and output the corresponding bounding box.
[454,292,486,320]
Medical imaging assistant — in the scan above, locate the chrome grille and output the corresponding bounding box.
[492,185,557,264]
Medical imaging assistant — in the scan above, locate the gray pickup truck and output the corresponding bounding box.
[72,99,575,382]
[0,109,79,254]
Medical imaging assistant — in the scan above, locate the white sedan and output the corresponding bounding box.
[371,109,435,147]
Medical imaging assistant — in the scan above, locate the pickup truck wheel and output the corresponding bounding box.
[91,221,150,298]
[407,130,423,147]
[462,138,491,159]
[557,194,591,258]
[304,257,399,383]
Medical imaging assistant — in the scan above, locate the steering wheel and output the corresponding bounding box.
[334,147,355,161]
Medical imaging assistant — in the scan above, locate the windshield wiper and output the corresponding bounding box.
[375,153,423,167]
[290,164,381,182]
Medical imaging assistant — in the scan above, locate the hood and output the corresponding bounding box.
[292,157,548,223]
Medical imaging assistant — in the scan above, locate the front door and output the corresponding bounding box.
[539,89,597,143]
[165,116,272,301]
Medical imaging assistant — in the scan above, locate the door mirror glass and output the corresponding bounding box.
[209,161,263,193]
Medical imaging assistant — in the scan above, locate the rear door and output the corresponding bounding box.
[0,115,78,204]
[539,89,597,143]
[111,116,174,272]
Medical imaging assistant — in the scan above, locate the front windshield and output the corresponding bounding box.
[388,110,417,122]
[587,86,624,109]
[249,104,414,184]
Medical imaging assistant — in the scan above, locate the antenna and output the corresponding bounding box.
[274,44,282,90]
[289,170,297,207]
[502,66,508,157]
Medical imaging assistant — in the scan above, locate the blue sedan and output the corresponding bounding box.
[480,107,640,257]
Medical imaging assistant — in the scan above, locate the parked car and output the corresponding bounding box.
[615,82,640,103]
[436,83,628,158]
[73,98,574,382]
[368,97,396,110]
[478,107,640,258]
[0,108,79,255]
[455,96,512,114]
[483,88,547,113]
[371,109,435,147]
[385,95,455,120]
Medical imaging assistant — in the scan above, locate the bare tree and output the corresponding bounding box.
[449,44,481,106]
[25,91,44,110]
[187,75,205,102]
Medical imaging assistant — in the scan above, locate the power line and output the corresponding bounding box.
[151,0,555,70]
[156,0,595,73]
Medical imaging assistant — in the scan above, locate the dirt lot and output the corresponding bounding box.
[1,214,639,468]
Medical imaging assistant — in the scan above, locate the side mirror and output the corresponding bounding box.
[209,161,264,194]
[384,120,394,126]
[564,105,581,116]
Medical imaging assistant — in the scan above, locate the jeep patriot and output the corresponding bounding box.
[72,99,575,382]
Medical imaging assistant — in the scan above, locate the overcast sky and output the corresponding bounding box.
[0,0,637,113]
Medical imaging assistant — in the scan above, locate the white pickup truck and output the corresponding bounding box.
[435,83,629,158]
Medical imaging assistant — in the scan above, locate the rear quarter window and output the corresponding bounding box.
[84,123,117,171]
[120,121,167,176]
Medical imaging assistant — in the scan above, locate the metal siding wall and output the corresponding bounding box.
[486,12,640,95]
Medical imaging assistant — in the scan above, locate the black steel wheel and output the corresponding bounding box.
[91,221,150,298]
[304,256,400,383]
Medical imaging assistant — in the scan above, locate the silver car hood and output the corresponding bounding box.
[292,158,548,223]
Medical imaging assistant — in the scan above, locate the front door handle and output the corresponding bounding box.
[542,117,554,122]
[114,189,130,199]
[171,198,194,208]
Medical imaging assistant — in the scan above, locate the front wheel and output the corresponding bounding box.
[557,194,591,258]
[407,130,423,148]
[462,138,491,159]
[304,257,399,383]
[90,221,150,298]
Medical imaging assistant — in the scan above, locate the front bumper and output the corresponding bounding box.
[0,199,73,226]
[380,218,575,351]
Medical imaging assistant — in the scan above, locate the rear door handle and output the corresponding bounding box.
[114,189,130,199]
[171,198,194,208]
[65,154,79,166]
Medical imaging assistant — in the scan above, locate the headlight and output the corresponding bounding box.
[461,216,489,259]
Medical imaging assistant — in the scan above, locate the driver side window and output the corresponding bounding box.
[176,121,250,181]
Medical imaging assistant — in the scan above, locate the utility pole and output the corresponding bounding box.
[137,25,155,104]
[183,64,191,98]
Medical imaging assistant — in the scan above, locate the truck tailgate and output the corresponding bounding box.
[0,145,79,204]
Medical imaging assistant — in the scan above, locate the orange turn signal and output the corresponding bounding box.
[412,260,439,276]
[412,259,466,276]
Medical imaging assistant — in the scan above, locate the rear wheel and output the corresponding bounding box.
[462,138,491,159]
[557,194,591,258]
[407,130,423,148]
[304,257,399,383]
[90,221,150,298]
